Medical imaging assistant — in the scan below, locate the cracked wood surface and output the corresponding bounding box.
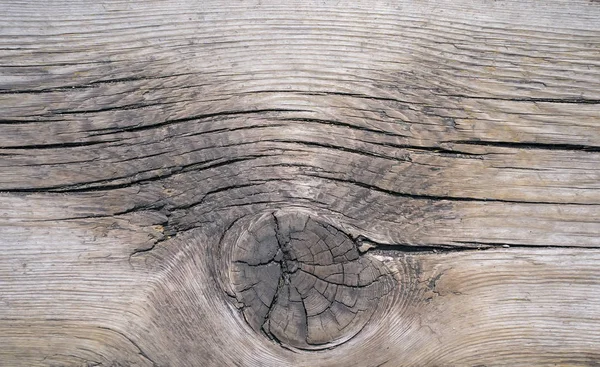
[1,0,600,366]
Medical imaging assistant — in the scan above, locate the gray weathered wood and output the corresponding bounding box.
[1,0,599,366]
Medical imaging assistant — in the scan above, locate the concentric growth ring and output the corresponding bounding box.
[229,210,396,350]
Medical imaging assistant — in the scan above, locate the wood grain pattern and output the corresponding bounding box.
[1,0,599,366]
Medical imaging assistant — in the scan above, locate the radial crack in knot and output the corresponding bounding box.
[229,211,395,350]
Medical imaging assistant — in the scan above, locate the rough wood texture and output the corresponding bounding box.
[230,210,395,350]
[1,0,599,366]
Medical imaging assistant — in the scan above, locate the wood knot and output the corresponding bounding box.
[229,210,395,350]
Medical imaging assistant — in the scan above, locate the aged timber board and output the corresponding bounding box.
[1,0,599,366]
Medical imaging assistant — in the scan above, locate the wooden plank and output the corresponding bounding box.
[1,0,600,366]
[3,214,600,365]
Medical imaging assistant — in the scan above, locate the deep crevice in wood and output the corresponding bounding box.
[450,140,600,152]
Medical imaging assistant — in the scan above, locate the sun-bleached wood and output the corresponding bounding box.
[1,0,599,366]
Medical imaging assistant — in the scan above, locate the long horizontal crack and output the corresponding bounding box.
[0,118,65,125]
[442,93,600,105]
[359,237,600,253]
[450,140,600,153]
[51,102,164,115]
[453,240,600,250]
[0,72,196,95]
[304,174,599,205]
[0,156,264,193]
[1,139,121,150]
[276,120,486,157]
[89,108,311,136]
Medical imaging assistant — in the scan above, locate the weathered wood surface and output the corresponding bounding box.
[1,0,600,366]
